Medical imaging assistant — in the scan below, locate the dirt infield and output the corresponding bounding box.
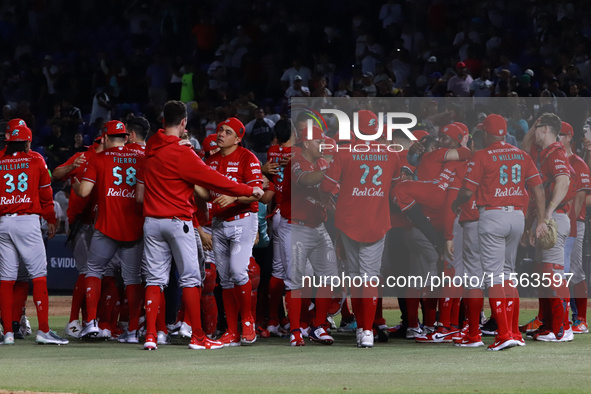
[20,295,554,319]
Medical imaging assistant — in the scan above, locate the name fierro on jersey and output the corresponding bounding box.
[352,154,389,162]
[107,152,137,164]
[0,162,30,171]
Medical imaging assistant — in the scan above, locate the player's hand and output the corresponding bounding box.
[47,223,56,240]
[198,229,213,251]
[460,132,469,147]
[583,137,591,152]
[520,230,529,247]
[72,177,81,195]
[73,154,86,168]
[254,231,260,246]
[262,161,280,175]
[178,139,192,147]
[262,175,270,189]
[451,200,461,215]
[529,229,537,247]
[252,186,264,199]
[279,156,291,166]
[408,140,425,156]
[445,240,454,260]
[213,194,238,208]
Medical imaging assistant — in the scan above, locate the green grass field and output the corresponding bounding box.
[1,298,591,393]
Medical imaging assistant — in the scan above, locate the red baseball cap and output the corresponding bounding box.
[218,117,245,139]
[103,120,128,136]
[357,110,379,135]
[6,118,26,132]
[453,122,469,136]
[440,123,464,144]
[203,134,219,152]
[323,137,337,154]
[456,61,466,69]
[6,125,32,142]
[297,125,325,144]
[412,129,429,141]
[483,114,507,136]
[560,121,574,137]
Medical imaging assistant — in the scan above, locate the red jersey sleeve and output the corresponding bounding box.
[38,160,56,225]
[463,157,482,192]
[523,155,542,189]
[81,154,98,184]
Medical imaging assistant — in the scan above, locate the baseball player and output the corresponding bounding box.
[452,114,547,350]
[558,122,591,334]
[319,110,401,348]
[280,125,336,346]
[53,135,103,337]
[0,124,69,345]
[73,121,145,342]
[265,120,293,336]
[125,116,149,155]
[522,113,575,342]
[138,101,263,351]
[205,117,263,346]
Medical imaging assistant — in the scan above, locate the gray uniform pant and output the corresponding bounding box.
[86,231,143,286]
[144,217,201,288]
[340,231,385,281]
[462,220,484,290]
[68,223,94,275]
[212,214,258,289]
[535,212,570,279]
[404,227,438,290]
[478,209,524,287]
[0,215,46,281]
[570,221,586,284]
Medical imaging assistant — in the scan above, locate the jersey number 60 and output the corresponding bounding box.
[499,164,521,185]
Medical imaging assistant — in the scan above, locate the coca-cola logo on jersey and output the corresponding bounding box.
[0,194,31,205]
[351,187,384,197]
[494,186,524,197]
[107,188,136,198]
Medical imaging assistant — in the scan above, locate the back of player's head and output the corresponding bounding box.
[126,116,150,139]
[274,119,292,143]
[163,101,187,127]
[471,129,486,151]
[538,112,562,136]
[420,135,438,153]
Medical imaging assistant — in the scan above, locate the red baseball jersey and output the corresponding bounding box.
[281,153,329,227]
[56,149,98,225]
[538,142,575,208]
[444,161,478,240]
[464,141,542,208]
[320,147,400,242]
[126,142,146,157]
[0,150,55,223]
[82,146,144,242]
[569,154,591,221]
[205,146,263,219]
[416,146,470,181]
[267,144,292,207]
[140,129,254,220]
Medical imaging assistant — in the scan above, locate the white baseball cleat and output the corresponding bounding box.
[3,332,15,345]
[65,320,82,338]
[20,315,32,336]
[118,329,139,343]
[36,330,69,345]
[359,330,374,348]
[80,319,100,338]
[157,331,171,345]
[405,326,423,339]
[179,322,192,338]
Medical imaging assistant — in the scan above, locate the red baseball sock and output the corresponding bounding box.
[341,296,354,320]
[450,292,462,328]
[422,294,437,328]
[489,285,510,340]
[222,288,239,334]
[466,289,484,338]
[362,285,378,332]
[144,285,161,338]
[267,276,284,325]
[0,280,15,333]
[12,281,29,321]
[313,286,332,327]
[300,297,311,328]
[201,291,218,336]
[503,281,515,336]
[84,276,102,322]
[405,288,421,328]
[235,281,253,322]
[32,276,49,333]
[374,297,386,327]
[155,290,167,334]
[285,289,301,332]
[69,274,86,322]
[350,286,363,328]
[574,281,588,321]
[126,284,144,332]
[438,293,453,328]
[98,276,117,330]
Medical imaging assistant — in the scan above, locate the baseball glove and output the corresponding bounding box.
[537,218,558,250]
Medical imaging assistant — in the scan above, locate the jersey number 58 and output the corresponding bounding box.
[113,166,136,186]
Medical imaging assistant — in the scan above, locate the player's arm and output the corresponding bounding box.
[299,170,326,186]
[136,182,144,204]
[546,174,570,219]
[443,146,471,162]
[573,190,587,221]
[531,183,548,241]
[52,153,86,181]
[38,166,57,239]
[451,186,473,213]
[73,178,95,198]
[194,185,211,201]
